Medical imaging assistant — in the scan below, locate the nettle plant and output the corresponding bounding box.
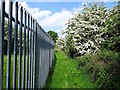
[63,2,110,56]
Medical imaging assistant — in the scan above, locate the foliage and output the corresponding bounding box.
[74,2,120,88]
[60,2,120,88]
[4,20,26,54]
[4,21,14,40]
[101,14,120,52]
[47,30,58,43]
[63,2,110,57]
[56,38,66,51]
[4,21,15,54]
[76,50,120,88]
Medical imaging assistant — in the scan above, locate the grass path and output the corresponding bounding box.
[45,50,97,88]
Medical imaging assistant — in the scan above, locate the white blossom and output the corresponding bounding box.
[63,2,110,56]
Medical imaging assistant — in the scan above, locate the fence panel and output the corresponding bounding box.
[22,9,26,89]
[0,1,5,89]
[13,2,18,89]
[0,1,54,89]
[18,6,23,89]
[6,1,13,88]
[26,13,30,88]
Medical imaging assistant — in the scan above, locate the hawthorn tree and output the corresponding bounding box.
[63,2,110,57]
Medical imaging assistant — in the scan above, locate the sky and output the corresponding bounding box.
[4,0,118,38]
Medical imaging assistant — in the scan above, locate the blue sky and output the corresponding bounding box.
[15,1,118,38]
[27,2,84,13]
[27,2,117,12]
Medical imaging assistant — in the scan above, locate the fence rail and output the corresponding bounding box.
[0,0,54,89]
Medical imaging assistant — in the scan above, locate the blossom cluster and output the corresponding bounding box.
[62,2,110,56]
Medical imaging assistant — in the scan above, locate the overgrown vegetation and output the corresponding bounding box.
[76,50,120,88]
[57,2,120,88]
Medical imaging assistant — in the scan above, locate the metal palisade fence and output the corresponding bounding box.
[0,0,54,89]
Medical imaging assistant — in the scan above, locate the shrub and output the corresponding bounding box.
[77,50,120,88]
[63,2,110,57]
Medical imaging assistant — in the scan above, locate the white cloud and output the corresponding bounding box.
[39,10,73,28]
[19,2,73,28]
[4,1,84,38]
[38,6,83,38]
[19,2,52,19]
[19,2,84,37]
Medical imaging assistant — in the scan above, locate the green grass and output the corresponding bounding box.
[45,50,97,88]
[3,49,97,88]
[3,55,27,88]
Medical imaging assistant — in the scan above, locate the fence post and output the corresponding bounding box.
[13,2,18,89]
[33,20,37,88]
[0,0,5,89]
[26,13,30,88]
[22,10,26,89]
[35,24,40,88]
[0,1,2,89]
[31,19,34,88]
[6,1,13,88]
[18,6,23,89]
[29,16,32,88]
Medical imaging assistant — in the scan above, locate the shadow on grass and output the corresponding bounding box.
[44,53,57,88]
